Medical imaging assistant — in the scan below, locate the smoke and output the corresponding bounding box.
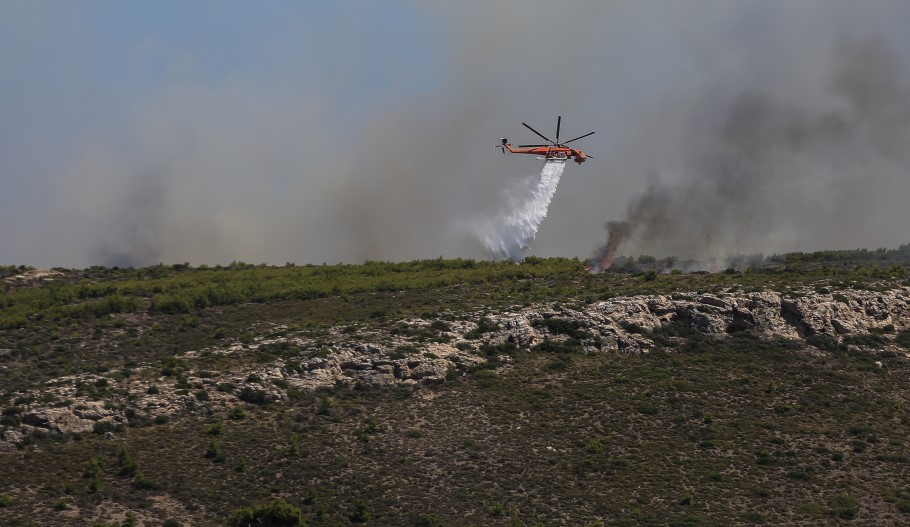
[475,160,566,261]
[4,2,910,268]
[96,174,167,267]
[588,34,910,271]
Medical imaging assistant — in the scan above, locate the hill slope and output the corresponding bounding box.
[1,256,910,526]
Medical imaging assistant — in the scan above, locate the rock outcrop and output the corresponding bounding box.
[2,286,908,448]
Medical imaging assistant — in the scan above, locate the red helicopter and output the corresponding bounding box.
[496,116,595,164]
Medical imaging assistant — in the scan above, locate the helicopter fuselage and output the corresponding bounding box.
[501,143,588,164]
[495,117,594,165]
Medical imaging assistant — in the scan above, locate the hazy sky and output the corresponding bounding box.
[3,1,910,267]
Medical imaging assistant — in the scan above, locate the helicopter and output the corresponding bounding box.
[496,116,594,164]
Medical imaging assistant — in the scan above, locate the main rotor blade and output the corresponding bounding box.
[522,122,554,144]
[556,116,561,144]
[518,144,549,147]
[563,131,595,144]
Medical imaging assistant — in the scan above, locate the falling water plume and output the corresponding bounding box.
[476,160,566,261]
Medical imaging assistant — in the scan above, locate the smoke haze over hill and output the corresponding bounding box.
[2,1,910,267]
[589,35,910,270]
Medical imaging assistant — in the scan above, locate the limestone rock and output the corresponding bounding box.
[5,285,908,447]
[43,408,96,434]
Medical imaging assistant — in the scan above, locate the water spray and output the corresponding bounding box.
[476,160,567,261]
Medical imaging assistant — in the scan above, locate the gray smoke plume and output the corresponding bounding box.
[589,35,910,271]
[4,2,910,268]
[96,174,167,267]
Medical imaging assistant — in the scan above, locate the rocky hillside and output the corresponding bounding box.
[4,286,908,450]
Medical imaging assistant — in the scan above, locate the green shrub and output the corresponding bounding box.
[637,405,659,416]
[414,513,443,527]
[532,318,593,340]
[479,342,517,357]
[301,488,318,505]
[532,338,584,354]
[829,494,859,519]
[132,471,157,490]
[349,498,372,523]
[787,470,812,482]
[585,439,604,454]
[843,333,888,347]
[877,454,910,463]
[87,477,102,494]
[206,422,223,435]
[93,420,116,435]
[228,499,306,526]
[0,494,12,507]
[287,433,301,456]
[204,440,225,463]
[238,387,269,405]
[751,487,771,498]
[849,423,873,436]
[429,320,451,332]
[740,512,765,524]
[465,318,499,339]
[473,369,498,387]
[620,321,645,334]
[541,352,571,371]
[354,417,380,442]
[117,446,139,477]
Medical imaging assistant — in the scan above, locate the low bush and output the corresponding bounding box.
[204,440,225,463]
[349,498,372,523]
[414,513,443,527]
[228,499,306,527]
[532,338,584,354]
[829,494,859,519]
[896,330,910,350]
[117,446,139,477]
[238,387,269,405]
[465,318,499,339]
[92,420,115,435]
[532,318,593,340]
[206,422,223,435]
